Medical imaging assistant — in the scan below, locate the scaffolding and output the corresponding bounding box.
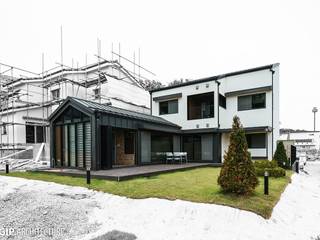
[0,42,156,156]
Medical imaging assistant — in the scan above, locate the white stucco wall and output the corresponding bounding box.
[151,80,219,130]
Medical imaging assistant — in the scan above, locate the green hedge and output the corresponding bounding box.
[255,167,286,177]
[254,160,286,178]
[254,160,278,169]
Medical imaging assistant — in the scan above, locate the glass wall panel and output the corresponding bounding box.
[84,122,91,168]
[77,123,84,168]
[183,135,202,161]
[151,134,173,153]
[201,134,213,161]
[140,131,151,163]
[69,124,76,167]
[63,125,69,167]
[55,126,62,167]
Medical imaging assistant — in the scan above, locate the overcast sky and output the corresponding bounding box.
[1,0,319,130]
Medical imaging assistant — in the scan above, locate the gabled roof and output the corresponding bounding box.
[150,63,279,93]
[49,97,180,128]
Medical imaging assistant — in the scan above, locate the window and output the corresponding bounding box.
[26,125,35,143]
[159,99,178,115]
[188,92,214,120]
[26,125,46,143]
[151,134,173,153]
[124,132,135,154]
[36,126,46,143]
[246,133,266,148]
[2,124,7,135]
[93,88,100,99]
[219,94,226,109]
[238,93,266,111]
[51,89,60,100]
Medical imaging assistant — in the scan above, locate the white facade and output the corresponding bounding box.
[0,60,150,149]
[150,64,280,160]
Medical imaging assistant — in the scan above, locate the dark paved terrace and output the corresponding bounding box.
[37,163,219,181]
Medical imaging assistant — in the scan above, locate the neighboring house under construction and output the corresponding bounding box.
[0,59,150,161]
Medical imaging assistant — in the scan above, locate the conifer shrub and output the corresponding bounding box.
[274,141,290,169]
[218,116,258,194]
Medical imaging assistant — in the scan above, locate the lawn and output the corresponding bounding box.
[2,167,293,218]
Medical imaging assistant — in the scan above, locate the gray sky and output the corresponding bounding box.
[1,0,319,130]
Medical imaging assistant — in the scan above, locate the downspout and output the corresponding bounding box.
[216,81,221,128]
[149,91,152,115]
[216,80,221,163]
[270,67,275,159]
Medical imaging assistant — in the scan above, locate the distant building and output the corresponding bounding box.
[279,129,320,156]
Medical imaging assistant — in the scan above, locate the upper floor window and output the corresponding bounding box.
[238,93,266,111]
[2,124,7,135]
[219,94,226,109]
[159,99,178,115]
[246,133,266,148]
[188,92,214,120]
[93,88,100,100]
[51,89,60,100]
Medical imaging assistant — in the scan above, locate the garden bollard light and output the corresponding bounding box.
[264,171,269,195]
[295,160,299,174]
[5,163,9,174]
[86,167,91,185]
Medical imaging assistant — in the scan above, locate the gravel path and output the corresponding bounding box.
[0,178,100,240]
[0,162,320,240]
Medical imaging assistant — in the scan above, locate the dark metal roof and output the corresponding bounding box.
[59,97,181,128]
[150,63,279,93]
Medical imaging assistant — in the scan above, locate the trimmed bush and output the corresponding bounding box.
[255,167,286,177]
[254,159,278,169]
[274,141,290,169]
[218,116,258,194]
[254,160,286,178]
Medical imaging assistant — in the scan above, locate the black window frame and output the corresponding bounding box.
[36,125,46,143]
[93,88,101,100]
[219,94,226,109]
[2,124,7,135]
[26,125,35,143]
[51,89,60,100]
[238,93,266,111]
[246,133,266,149]
[187,92,214,120]
[159,99,178,115]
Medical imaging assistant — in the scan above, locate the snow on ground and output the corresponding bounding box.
[0,163,320,240]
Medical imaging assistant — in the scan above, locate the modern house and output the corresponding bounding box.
[48,63,280,170]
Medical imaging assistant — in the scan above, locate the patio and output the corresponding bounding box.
[36,163,218,181]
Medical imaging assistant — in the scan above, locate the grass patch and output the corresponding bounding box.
[1,167,293,218]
